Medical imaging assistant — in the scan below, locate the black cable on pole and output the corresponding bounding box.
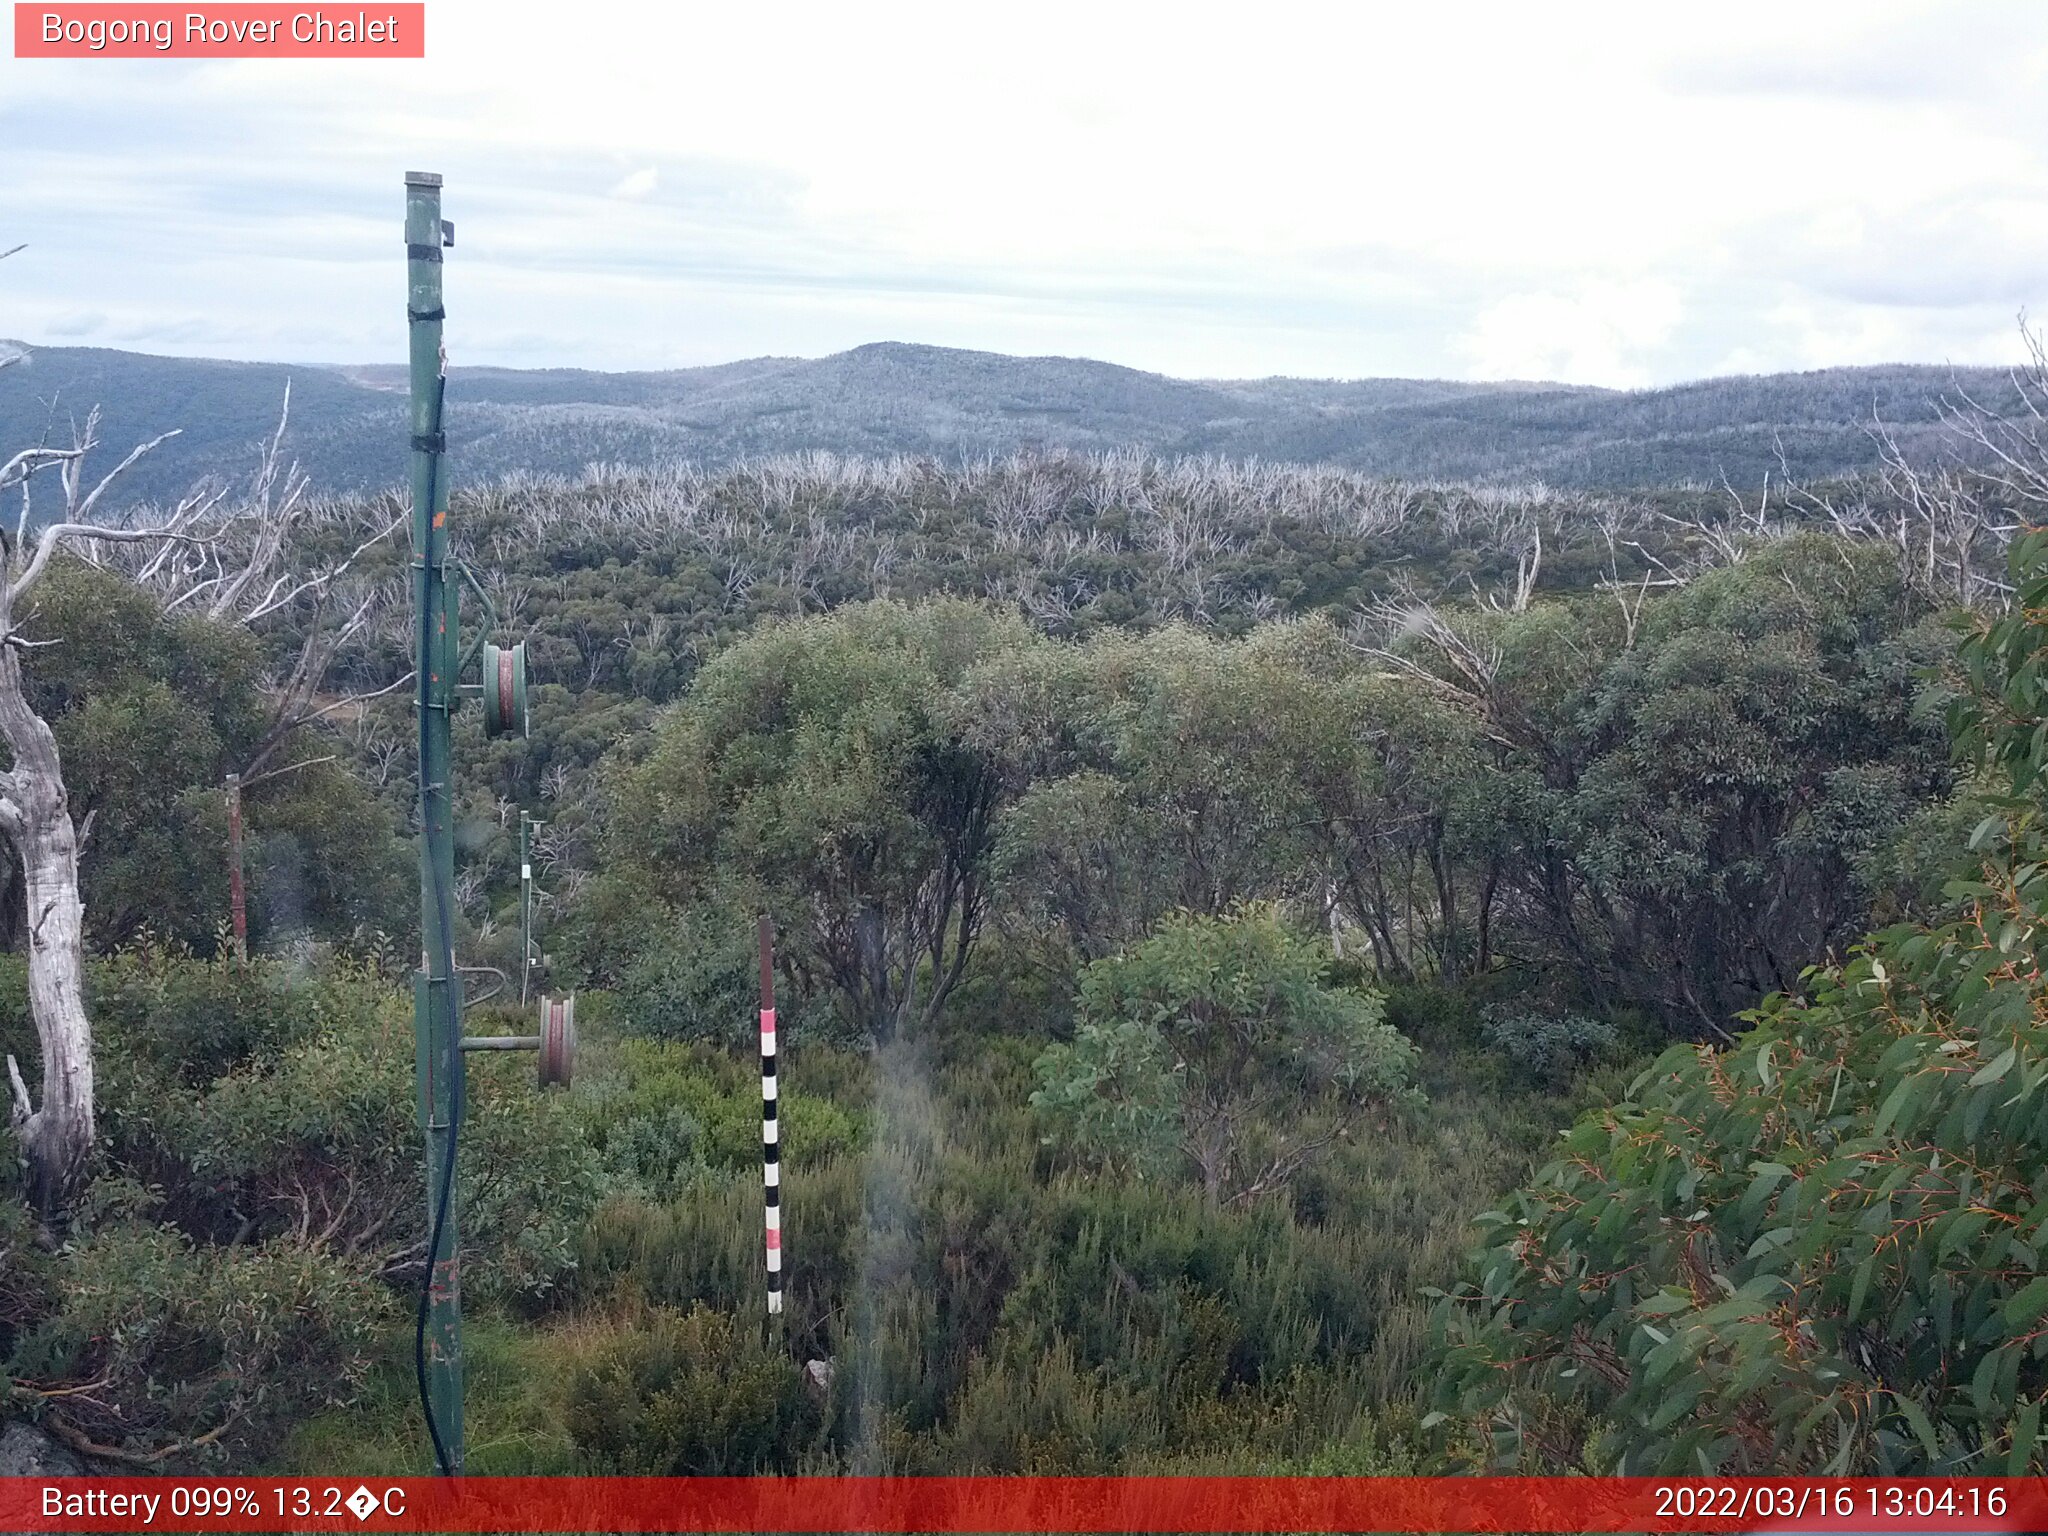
[412,374,463,1477]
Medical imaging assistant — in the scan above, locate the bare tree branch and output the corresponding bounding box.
[10,521,210,610]
[4,1052,29,1124]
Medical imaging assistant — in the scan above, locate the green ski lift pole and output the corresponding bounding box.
[405,172,556,1478]
[406,169,464,1476]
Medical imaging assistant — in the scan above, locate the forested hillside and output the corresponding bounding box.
[4,356,2048,1478]
[0,338,2020,510]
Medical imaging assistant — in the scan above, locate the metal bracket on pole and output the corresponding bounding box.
[459,994,576,1089]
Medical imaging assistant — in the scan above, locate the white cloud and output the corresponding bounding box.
[1460,284,1685,388]
[3,0,2045,383]
[608,167,657,201]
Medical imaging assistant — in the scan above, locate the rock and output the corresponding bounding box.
[0,1419,87,1476]
[802,1358,834,1402]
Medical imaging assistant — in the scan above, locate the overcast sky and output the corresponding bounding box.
[4,0,2046,386]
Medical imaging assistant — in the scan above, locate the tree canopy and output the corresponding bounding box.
[1032,906,1419,1205]
[1427,530,2048,1474]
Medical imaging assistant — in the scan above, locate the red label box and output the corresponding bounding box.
[4,1477,2048,1534]
[14,3,425,56]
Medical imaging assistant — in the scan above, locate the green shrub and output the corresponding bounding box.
[4,949,609,1461]
[563,1304,818,1473]
[614,901,758,1047]
[0,954,30,1074]
[1033,907,1419,1202]
[90,943,385,1085]
[1479,1009,1618,1087]
[925,1335,1157,1472]
[94,954,601,1303]
[578,1037,866,1186]
[7,1225,392,1460]
[0,1193,51,1368]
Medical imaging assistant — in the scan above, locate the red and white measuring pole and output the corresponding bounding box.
[758,916,783,1316]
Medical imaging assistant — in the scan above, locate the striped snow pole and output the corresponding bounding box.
[759,916,783,1317]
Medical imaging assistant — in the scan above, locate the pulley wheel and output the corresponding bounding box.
[538,993,575,1088]
[481,641,529,738]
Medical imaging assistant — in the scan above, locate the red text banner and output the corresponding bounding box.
[13,4,424,57]
[5,1477,2048,1533]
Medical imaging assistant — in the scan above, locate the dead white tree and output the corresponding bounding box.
[1472,520,1543,614]
[0,387,214,1218]
[1349,582,1514,746]
[1591,499,1680,649]
[1940,322,2048,523]
[1850,337,2048,607]
[118,386,410,786]
[1719,329,2047,611]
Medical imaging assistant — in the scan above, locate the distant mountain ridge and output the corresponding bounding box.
[0,338,2011,508]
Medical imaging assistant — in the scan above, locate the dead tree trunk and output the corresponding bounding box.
[0,617,92,1216]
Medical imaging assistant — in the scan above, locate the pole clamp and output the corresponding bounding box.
[411,432,447,454]
[408,305,446,323]
[405,242,443,263]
